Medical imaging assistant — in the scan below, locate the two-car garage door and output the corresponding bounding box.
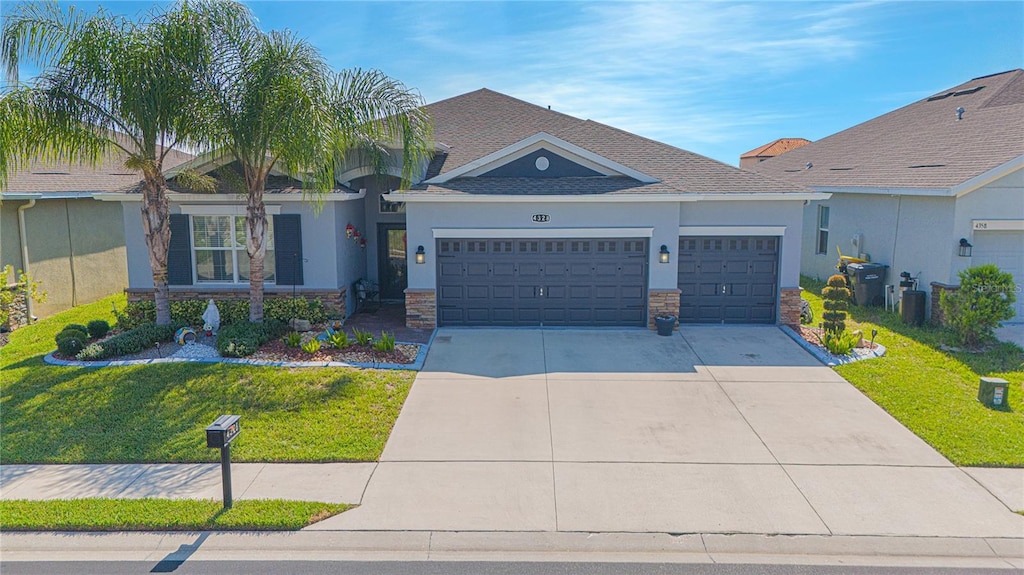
[437,238,648,326]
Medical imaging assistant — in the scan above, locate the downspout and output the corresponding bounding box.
[17,199,36,322]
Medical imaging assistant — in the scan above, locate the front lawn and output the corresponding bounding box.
[0,295,414,463]
[0,498,349,531]
[801,276,1024,466]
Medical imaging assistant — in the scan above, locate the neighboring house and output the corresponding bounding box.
[752,69,1024,321]
[109,88,822,328]
[0,147,190,320]
[739,138,811,169]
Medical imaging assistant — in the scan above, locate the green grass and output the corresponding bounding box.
[801,276,1024,466]
[1,295,414,463]
[0,498,349,531]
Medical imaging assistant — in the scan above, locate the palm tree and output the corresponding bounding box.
[0,0,251,325]
[206,24,432,322]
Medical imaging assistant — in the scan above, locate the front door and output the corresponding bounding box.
[378,224,408,300]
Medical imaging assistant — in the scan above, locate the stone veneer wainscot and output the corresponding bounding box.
[404,288,436,328]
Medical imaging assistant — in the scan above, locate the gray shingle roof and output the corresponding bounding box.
[420,89,803,194]
[751,70,1024,189]
[411,176,679,196]
[2,146,194,194]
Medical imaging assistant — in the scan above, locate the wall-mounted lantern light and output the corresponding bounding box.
[659,245,670,264]
[415,245,426,264]
[958,238,972,257]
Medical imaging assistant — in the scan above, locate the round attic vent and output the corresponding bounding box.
[535,156,550,171]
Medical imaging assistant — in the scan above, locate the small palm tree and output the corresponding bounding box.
[0,0,251,325]
[205,23,432,322]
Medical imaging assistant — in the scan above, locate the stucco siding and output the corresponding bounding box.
[334,199,367,317]
[802,193,955,293]
[2,198,126,317]
[953,170,1024,280]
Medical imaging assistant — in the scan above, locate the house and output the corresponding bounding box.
[751,69,1024,322]
[0,147,190,321]
[739,138,811,169]
[107,88,822,328]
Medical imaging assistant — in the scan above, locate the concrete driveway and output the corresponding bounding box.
[312,327,1024,538]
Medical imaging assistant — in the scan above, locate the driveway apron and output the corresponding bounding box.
[311,327,1024,538]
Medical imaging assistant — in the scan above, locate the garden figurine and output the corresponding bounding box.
[202,299,221,333]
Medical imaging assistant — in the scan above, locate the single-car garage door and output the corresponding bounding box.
[972,231,1024,321]
[678,236,779,324]
[437,238,648,326]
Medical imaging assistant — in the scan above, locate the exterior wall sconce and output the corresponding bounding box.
[958,238,972,257]
[415,245,426,264]
[659,245,670,264]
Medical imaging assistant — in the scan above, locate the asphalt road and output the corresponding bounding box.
[2,562,1017,575]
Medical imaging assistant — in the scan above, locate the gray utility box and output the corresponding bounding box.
[978,377,1009,408]
[206,414,241,448]
[847,263,889,306]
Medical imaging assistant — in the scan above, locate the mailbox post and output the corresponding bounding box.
[205,415,241,508]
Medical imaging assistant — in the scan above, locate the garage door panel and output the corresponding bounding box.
[437,237,648,326]
[678,235,779,324]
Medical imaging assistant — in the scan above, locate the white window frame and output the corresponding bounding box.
[816,205,830,255]
[190,214,277,285]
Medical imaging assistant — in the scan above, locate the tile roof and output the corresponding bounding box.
[420,89,803,194]
[751,70,1024,189]
[2,146,194,195]
[741,138,812,159]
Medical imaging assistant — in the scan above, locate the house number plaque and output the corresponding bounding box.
[532,214,550,223]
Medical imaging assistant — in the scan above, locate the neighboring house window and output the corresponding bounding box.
[379,194,405,214]
[816,206,830,255]
[192,215,275,283]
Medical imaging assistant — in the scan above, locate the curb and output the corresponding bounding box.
[1,531,1021,566]
[780,325,887,367]
[42,330,435,371]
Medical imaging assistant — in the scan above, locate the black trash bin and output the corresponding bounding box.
[846,262,889,306]
[900,290,926,326]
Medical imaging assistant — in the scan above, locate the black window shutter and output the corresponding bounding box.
[167,214,193,285]
[273,214,303,285]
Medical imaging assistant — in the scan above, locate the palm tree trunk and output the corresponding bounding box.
[139,175,172,325]
[246,182,267,323]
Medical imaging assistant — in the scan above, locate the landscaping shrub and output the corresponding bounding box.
[87,320,110,339]
[63,324,89,336]
[114,301,155,330]
[282,332,302,348]
[56,333,86,356]
[300,338,321,354]
[72,323,179,360]
[353,328,373,346]
[821,275,851,334]
[940,264,1017,347]
[264,298,328,324]
[822,330,859,355]
[56,328,88,344]
[373,332,396,353]
[216,320,287,358]
[327,330,350,349]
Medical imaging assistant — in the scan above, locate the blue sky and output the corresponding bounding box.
[6,1,1023,165]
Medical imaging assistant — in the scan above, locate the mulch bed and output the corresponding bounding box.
[252,339,419,364]
[798,325,878,350]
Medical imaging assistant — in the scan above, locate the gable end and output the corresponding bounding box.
[478,148,603,179]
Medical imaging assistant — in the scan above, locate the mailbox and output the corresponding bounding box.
[206,414,241,448]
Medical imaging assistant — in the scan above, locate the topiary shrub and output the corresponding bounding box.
[56,333,86,356]
[87,320,110,339]
[821,274,851,334]
[56,328,88,345]
[940,264,1017,347]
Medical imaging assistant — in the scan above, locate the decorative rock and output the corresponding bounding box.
[289,318,311,332]
[171,341,220,360]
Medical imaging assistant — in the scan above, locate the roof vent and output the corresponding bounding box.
[32,171,70,175]
[829,167,854,171]
[805,162,813,170]
[927,92,952,101]
[784,169,801,173]
[953,86,984,96]
[956,107,965,121]
[908,164,946,169]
